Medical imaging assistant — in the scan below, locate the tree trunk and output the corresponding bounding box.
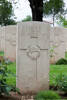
[53,13,55,26]
[32,7,43,21]
[29,0,43,21]
[53,15,54,26]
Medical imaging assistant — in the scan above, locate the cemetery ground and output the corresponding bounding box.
[3,63,67,99]
[5,63,67,99]
[1,52,67,99]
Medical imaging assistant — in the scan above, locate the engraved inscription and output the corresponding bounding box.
[31,32,38,38]
[27,45,40,60]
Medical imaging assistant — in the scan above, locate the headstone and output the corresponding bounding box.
[50,27,55,64]
[50,27,67,63]
[0,26,5,51]
[53,27,66,61]
[5,25,17,61]
[16,22,50,93]
[1,26,5,52]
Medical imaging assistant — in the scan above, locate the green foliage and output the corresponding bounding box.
[56,58,67,65]
[0,0,16,26]
[0,57,16,95]
[43,0,65,26]
[56,73,67,92]
[0,61,11,95]
[44,0,64,14]
[50,65,67,86]
[4,19,17,25]
[50,47,54,58]
[34,90,61,100]
[50,46,56,58]
[22,15,32,22]
[57,15,67,27]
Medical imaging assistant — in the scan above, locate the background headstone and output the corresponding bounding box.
[4,25,17,61]
[0,26,5,51]
[1,26,5,52]
[52,27,66,62]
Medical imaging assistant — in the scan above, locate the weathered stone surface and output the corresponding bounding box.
[50,27,67,63]
[4,25,17,61]
[1,26,5,52]
[0,24,67,64]
[16,22,50,93]
[0,26,5,51]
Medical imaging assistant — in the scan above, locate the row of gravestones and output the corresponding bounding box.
[0,25,16,61]
[0,22,67,93]
[0,24,67,63]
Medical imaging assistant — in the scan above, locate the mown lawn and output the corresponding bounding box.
[6,63,67,87]
[7,62,16,86]
[0,51,4,56]
[50,64,67,86]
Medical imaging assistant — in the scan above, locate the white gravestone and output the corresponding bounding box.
[16,22,50,93]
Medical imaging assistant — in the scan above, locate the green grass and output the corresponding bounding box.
[7,62,16,86]
[50,64,67,86]
[0,51,4,56]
